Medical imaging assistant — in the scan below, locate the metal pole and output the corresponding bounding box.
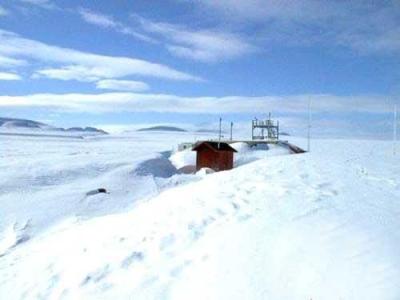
[394,104,397,155]
[307,98,311,152]
[252,118,255,140]
[277,120,280,141]
[219,117,222,142]
[230,122,233,141]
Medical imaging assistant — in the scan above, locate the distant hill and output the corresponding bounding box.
[138,126,187,132]
[280,132,290,136]
[0,117,108,135]
[0,117,53,130]
[66,127,108,135]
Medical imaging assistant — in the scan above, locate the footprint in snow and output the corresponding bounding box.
[237,214,253,222]
[299,173,309,179]
[81,265,110,286]
[231,202,240,210]
[121,251,144,268]
[170,260,192,278]
[159,234,176,251]
[202,216,216,226]
[188,222,205,241]
[315,182,332,189]
[215,208,226,216]
[242,198,250,204]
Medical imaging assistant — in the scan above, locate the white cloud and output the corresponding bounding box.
[33,66,102,82]
[0,55,27,68]
[0,92,395,115]
[0,6,8,16]
[193,0,340,22]
[135,16,256,62]
[78,8,116,28]
[0,72,22,80]
[79,8,156,43]
[334,7,400,55]
[96,79,149,92]
[19,0,55,9]
[79,9,255,62]
[190,0,400,55]
[0,29,201,82]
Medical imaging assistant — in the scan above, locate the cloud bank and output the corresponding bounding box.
[95,80,149,92]
[133,15,256,62]
[0,92,394,115]
[0,29,201,82]
[78,8,156,43]
[191,0,400,55]
[0,72,22,80]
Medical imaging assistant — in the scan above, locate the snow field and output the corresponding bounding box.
[0,132,204,253]
[0,134,399,299]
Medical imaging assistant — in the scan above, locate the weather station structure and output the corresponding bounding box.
[176,114,306,173]
[251,113,280,142]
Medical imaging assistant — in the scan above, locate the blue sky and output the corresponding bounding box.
[0,0,399,137]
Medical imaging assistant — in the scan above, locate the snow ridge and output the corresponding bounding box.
[0,134,399,299]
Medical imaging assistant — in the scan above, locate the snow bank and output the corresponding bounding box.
[0,132,197,238]
[1,135,399,299]
[0,221,31,257]
[169,149,196,169]
[232,142,292,166]
[230,142,251,152]
[169,141,292,169]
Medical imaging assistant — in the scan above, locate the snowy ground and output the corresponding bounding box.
[1,132,399,299]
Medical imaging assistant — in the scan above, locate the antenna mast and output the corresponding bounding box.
[218,117,222,145]
[307,98,311,152]
[394,104,397,155]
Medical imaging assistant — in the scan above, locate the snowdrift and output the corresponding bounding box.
[169,141,292,170]
[0,133,399,299]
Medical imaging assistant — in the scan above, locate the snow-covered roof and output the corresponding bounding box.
[192,141,237,152]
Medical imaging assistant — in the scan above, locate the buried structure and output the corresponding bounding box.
[193,141,237,172]
[178,115,305,173]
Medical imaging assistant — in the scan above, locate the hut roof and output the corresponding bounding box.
[192,141,237,152]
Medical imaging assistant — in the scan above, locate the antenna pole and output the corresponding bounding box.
[252,118,256,140]
[307,98,311,152]
[219,117,222,142]
[277,120,280,141]
[394,104,397,155]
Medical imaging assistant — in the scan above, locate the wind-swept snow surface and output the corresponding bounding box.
[169,141,292,169]
[0,134,399,299]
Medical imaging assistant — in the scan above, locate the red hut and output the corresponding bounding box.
[192,141,237,172]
